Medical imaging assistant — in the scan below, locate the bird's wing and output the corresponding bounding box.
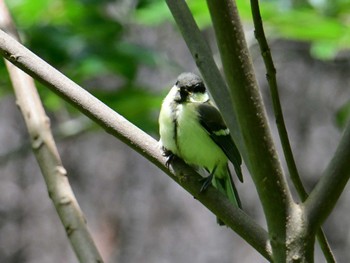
[197,103,243,182]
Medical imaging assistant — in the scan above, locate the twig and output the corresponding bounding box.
[249,0,336,261]
[250,0,306,198]
[0,29,272,260]
[0,1,104,262]
[305,120,350,230]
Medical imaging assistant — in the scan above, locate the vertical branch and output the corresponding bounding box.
[206,0,295,260]
[250,0,305,198]
[0,2,104,263]
[249,0,336,262]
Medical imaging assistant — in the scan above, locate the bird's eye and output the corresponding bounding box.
[179,88,188,100]
[192,83,205,93]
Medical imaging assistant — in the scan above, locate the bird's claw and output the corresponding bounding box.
[162,147,175,168]
[199,173,214,192]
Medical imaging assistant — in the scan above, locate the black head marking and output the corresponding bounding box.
[176,72,206,92]
[175,72,206,102]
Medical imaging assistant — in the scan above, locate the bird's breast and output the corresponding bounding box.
[175,103,227,171]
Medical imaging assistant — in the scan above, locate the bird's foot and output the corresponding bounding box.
[199,166,217,192]
[162,147,175,168]
[199,173,214,192]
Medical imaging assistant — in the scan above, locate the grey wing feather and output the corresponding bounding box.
[197,103,243,182]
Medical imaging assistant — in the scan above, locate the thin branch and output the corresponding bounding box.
[250,0,306,199]
[316,232,337,263]
[0,2,104,263]
[249,0,336,261]
[305,120,350,229]
[206,0,295,260]
[0,29,272,260]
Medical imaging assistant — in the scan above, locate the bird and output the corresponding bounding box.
[158,72,243,224]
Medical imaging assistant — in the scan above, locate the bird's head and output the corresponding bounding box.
[173,72,209,103]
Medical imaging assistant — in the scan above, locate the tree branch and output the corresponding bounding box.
[249,0,335,261]
[250,0,306,200]
[171,157,272,260]
[305,120,350,229]
[0,2,104,262]
[0,29,272,260]
[205,0,295,260]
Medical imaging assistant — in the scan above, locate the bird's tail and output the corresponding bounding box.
[212,166,241,225]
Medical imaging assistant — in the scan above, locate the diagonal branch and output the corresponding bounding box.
[249,0,335,262]
[305,120,350,229]
[0,2,104,262]
[0,29,272,260]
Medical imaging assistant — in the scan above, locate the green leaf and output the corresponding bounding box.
[235,0,350,59]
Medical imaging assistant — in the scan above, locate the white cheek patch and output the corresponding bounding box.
[190,93,209,103]
[213,128,230,136]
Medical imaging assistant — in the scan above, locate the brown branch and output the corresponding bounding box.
[0,1,104,262]
[249,0,335,261]
[205,0,297,260]
[305,120,350,229]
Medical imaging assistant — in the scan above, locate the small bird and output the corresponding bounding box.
[159,72,243,223]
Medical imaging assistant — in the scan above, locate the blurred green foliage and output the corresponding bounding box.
[135,0,350,127]
[3,0,350,132]
[4,0,165,133]
[135,0,350,60]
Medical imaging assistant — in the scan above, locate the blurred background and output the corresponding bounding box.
[1,0,350,262]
